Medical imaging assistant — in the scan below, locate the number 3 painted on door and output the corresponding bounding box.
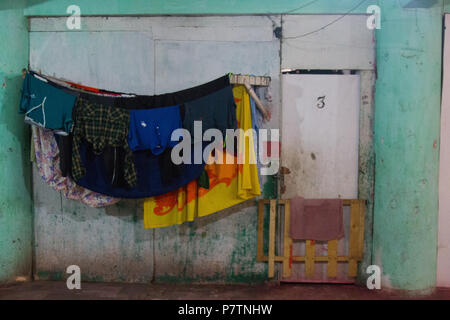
[317,96,326,109]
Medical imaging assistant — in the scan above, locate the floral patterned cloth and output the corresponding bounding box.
[32,125,120,207]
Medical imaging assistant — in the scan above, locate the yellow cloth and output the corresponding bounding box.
[144,151,245,228]
[233,85,261,200]
[143,85,261,229]
[143,179,198,228]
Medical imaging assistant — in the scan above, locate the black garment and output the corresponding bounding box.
[158,148,183,186]
[102,145,128,187]
[54,134,73,178]
[77,75,230,109]
[67,134,183,189]
[75,140,208,199]
[183,85,237,142]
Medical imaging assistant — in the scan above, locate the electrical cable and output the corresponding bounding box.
[283,0,369,40]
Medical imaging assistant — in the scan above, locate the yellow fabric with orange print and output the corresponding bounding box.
[233,85,261,200]
[144,151,245,228]
[143,85,261,228]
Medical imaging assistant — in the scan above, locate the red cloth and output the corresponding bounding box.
[64,81,122,95]
[290,197,344,241]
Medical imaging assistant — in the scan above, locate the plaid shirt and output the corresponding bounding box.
[72,97,137,188]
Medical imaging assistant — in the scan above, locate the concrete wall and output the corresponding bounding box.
[30,16,280,284]
[27,0,446,291]
[29,13,376,285]
[0,0,443,291]
[0,0,33,284]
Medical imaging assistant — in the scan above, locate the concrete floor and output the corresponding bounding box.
[0,281,449,300]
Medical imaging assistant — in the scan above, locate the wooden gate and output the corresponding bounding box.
[257,199,365,282]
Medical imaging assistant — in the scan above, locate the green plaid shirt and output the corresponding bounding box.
[72,97,137,188]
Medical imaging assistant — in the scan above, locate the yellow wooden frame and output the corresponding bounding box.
[257,199,365,279]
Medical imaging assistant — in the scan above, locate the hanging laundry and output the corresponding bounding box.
[74,132,208,198]
[55,134,73,177]
[128,106,182,153]
[30,70,133,97]
[250,93,264,194]
[233,85,261,200]
[196,151,246,218]
[71,96,137,188]
[19,72,77,135]
[22,72,238,199]
[64,80,126,96]
[158,147,184,186]
[32,126,120,208]
[144,180,199,228]
[143,86,261,228]
[183,85,237,142]
[197,170,210,189]
[91,74,231,109]
[250,88,265,130]
[43,73,231,178]
[143,149,247,228]
[72,76,235,199]
[30,132,36,163]
[128,106,185,185]
[28,71,137,179]
[290,197,344,241]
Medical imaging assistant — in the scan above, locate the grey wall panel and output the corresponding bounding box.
[30,15,280,283]
[282,15,375,70]
[154,41,279,92]
[32,167,155,283]
[30,31,155,94]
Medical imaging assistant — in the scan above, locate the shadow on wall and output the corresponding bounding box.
[64,196,256,230]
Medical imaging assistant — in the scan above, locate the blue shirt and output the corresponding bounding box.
[128,106,182,154]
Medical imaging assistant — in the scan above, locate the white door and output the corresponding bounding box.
[281,73,361,282]
[281,74,360,200]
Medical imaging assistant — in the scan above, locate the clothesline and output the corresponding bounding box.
[229,74,271,86]
[27,69,272,121]
[229,73,271,121]
[22,70,265,228]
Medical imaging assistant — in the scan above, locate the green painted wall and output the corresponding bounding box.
[373,0,442,291]
[0,0,33,284]
[0,0,439,290]
[24,0,368,16]
[445,0,450,12]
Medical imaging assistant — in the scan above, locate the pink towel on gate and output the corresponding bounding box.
[290,197,344,241]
